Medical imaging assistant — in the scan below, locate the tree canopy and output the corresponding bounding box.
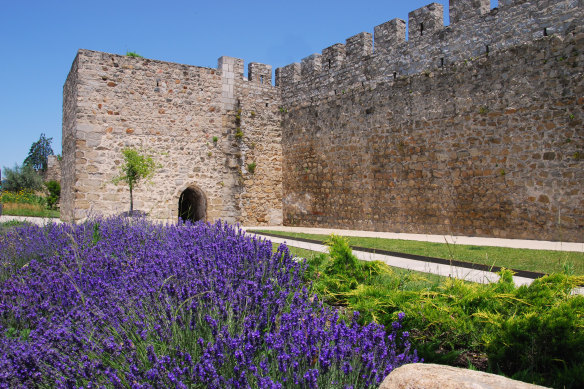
[112,148,159,215]
[24,133,54,172]
[1,164,45,192]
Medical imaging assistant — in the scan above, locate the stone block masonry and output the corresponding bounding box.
[63,0,583,241]
[62,50,282,224]
[276,0,583,241]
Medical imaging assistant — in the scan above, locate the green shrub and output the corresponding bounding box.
[2,164,44,192]
[487,296,584,388]
[312,234,390,305]
[303,240,584,387]
[126,51,143,58]
[44,180,61,209]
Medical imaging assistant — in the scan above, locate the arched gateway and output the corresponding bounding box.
[178,186,207,223]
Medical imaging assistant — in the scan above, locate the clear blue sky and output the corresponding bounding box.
[0,0,498,172]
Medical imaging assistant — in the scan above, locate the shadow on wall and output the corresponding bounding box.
[179,186,207,223]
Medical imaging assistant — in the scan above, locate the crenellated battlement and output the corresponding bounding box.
[276,0,583,100]
[62,0,584,241]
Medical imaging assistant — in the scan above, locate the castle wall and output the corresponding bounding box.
[44,155,62,183]
[61,50,282,224]
[277,0,584,241]
[62,0,583,241]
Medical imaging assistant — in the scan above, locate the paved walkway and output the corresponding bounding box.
[0,215,62,225]
[243,226,584,252]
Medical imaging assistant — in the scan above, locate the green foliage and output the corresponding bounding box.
[301,239,584,387]
[23,133,54,172]
[44,180,60,209]
[235,128,244,139]
[311,235,390,305]
[126,51,144,58]
[247,161,257,174]
[257,229,584,275]
[112,148,160,215]
[0,190,45,205]
[1,164,45,192]
[487,290,584,388]
[212,136,218,143]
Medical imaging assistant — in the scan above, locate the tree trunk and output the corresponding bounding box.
[129,185,133,216]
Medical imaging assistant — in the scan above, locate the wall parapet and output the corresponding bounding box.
[276,0,583,101]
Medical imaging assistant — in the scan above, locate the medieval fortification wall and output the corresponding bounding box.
[276,0,583,241]
[62,0,583,241]
[62,51,283,224]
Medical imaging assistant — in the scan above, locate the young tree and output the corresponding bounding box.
[112,148,159,216]
[23,133,54,172]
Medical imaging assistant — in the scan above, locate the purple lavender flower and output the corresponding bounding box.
[0,217,418,388]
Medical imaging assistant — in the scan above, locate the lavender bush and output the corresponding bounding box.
[0,217,418,388]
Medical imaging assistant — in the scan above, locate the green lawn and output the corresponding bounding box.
[2,206,60,218]
[258,230,584,275]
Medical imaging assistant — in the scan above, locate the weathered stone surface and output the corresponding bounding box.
[44,155,62,183]
[379,364,550,389]
[277,0,583,242]
[62,52,282,225]
[62,0,583,241]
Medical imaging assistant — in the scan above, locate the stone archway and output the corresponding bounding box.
[178,186,207,223]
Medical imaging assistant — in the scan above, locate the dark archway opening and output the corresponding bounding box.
[178,186,207,223]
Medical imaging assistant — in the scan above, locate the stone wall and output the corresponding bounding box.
[62,0,583,241]
[44,155,62,183]
[62,50,282,224]
[277,0,583,241]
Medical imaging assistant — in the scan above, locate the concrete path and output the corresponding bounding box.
[0,215,62,225]
[244,226,584,252]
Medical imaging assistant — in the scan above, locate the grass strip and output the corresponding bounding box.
[255,230,584,276]
[1,203,60,218]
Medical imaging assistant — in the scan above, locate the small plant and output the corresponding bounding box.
[212,136,218,143]
[126,51,143,58]
[574,151,582,160]
[112,148,160,216]
[499,168,506,176]
[247,161,257,174]
[207,152,212,157]
[568,113,575,120]
[235,128,244,139]
[278,107,288,114]
[250,111,256,117]
[44,180,61,210]
[479,106,490,115]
